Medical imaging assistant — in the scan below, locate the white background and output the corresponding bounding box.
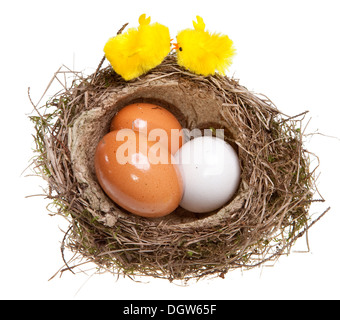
[1,0,340,300]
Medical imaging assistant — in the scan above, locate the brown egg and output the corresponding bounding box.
[95,129,183,218]
[110,102,184,155]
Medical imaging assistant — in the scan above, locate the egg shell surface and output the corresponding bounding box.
[95,129,183,218]
[174,136,240,213]
[110,103,184,155]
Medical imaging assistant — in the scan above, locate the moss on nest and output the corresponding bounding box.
[29,53,328,282]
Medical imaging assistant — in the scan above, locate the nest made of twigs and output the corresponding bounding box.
[29,53,328,282]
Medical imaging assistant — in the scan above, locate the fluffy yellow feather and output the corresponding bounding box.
[104,14,171,81]
[175,16,236,76]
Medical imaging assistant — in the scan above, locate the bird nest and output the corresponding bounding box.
[29,54,327,282]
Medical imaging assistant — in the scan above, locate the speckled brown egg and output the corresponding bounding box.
[95,129,183,218]
[110,102,184,155]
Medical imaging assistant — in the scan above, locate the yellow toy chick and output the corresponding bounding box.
[174,16,235,76]
[104,14,171,81]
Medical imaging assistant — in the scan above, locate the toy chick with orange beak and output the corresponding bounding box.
[173,16,235,76]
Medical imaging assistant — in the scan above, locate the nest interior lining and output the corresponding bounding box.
[69,78,243,228]
[30,54,326,281]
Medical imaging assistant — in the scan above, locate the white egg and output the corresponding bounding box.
[174,136,240,213]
